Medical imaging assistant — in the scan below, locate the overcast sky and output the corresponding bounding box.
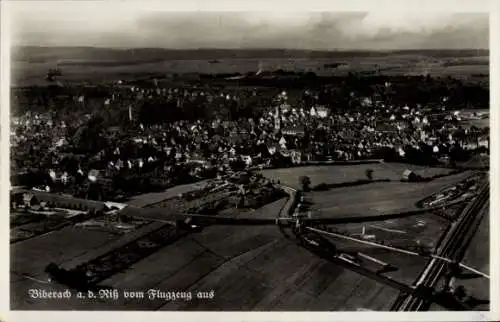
[9,1,489,50]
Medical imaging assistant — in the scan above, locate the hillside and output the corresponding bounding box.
[13,46,490,63]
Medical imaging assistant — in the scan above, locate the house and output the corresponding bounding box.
[314,106,329,118]
[279,137,287,148]
[290,150,302,164]
[88,169,100,182]
[280,150,291,157]
[401,169,419,182]
[53,137,68,148]
[280,103,291,114]
[375,123,398,133]
[462,140,478,150]
[60,172,69,185]
[23,192,39,208]
[267,144,280,155]
[282,125,305,136]
[241,155,253,166]
[478,136,489,149]
[361,97,372,107]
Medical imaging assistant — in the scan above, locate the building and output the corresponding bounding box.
[241,155,253,166]
[282,125,306,136]
[401,169,419,182]
[274,105,281,132]
[315,106,329,118]
[290,150,302,164]
[267,144,279,155]
[310,105,329,118]
[462,132,489,151]
[280,103,292,114]
[23,192,39,208]
[375,123,398,133]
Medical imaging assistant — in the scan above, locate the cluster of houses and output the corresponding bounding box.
[11,83,490,197]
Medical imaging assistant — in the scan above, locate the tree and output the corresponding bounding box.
[299,176,311,192]
[229,158,246,172]
[365,169,374,181]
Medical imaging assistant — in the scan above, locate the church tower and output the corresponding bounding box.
[274,104,281,132]
[274,91,287,133]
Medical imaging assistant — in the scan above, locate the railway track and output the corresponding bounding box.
[393,181,489,311]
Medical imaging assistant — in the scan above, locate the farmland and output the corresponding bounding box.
[10,195,407,311]
[261,163,475,223]
[10,167,480,310]
[304,171,472,217]
[10,165,485,311]
[261,163,457,190]
[260,164,483,300]
[11,47,489,86]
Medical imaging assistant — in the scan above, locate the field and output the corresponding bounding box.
[259,164,482,306]
[261,163,457,190]
[329,211,450,250]
[11,164,477,310]
[460,118,490,128]
[262,164,474,219]
[10,224,125,308]
[93,197,403,311]
[11,195,410,311]
[305,171,472,218]
[11,47,489,86]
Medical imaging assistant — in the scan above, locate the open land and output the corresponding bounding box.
[261,165,484,303]
[261,163,457,190]
[11,163,481,310]
[11,48,489,86]
[10,184,406,311]
[10,197,405,310]
[304,171,472,217]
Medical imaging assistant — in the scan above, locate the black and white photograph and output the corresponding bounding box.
[2,0,497,318]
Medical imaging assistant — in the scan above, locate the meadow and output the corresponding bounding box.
[261,163,456,190]
[262,163,474,220]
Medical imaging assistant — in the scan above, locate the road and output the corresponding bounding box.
[278,185,297,218]
[393,181,489,311]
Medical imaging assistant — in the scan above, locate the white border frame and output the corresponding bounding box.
[1,0,498,321]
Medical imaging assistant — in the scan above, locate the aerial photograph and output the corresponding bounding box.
[8,3,490,312]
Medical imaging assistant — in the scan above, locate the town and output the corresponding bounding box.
[11,69,489,200]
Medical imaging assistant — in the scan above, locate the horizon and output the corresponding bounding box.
[9,3,489,51]
[14,45,490,51]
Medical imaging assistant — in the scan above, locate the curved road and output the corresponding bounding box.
[277,185,298,218]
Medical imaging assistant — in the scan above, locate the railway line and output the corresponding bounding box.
[393,181,489,311]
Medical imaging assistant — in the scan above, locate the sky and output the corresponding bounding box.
[8,1,490,50]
